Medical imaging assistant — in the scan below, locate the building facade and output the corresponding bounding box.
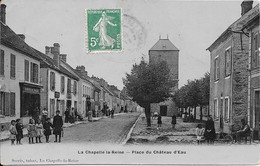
[242,13,260,140]
[207,1,259,133]
[0,4,42,128]
[149,37,179,116]
[38,43,79,118]
[75,66,94,117]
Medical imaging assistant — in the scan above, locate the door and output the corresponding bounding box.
[160,106,167,116]
[255,91,260,140]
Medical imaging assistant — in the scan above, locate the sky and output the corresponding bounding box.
[2,0,258,90]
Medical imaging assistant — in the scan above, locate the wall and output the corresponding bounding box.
[0,44,40,128]
[209,36,233,133]
[149,50,179,116]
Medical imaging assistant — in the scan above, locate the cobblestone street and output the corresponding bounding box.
[0,113,140,146]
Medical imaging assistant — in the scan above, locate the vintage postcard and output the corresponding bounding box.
[0,0,260,165]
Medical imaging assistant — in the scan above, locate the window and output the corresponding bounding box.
[214,56,220,81]
[224,97,230,121]
[214,98,218,119]
[67,78,71,93]
[50,99,55,117]
[50,71,55,91]
[225,47,231,77]
[0,50,4,76]
[32,63,39,83]
[0,92,5,115]
[24,60,29,81]
[10,54,16,78]
[61,76,65,93]
[252,32,259,68]
[73,81,77,95]
[30,63,39,83]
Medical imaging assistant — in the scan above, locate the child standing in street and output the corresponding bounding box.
[171,115,177,129]
[27,119,36,144]
[157,114,162,127]
[43,118,52,143]
[35,120,43,143]
[15,119,23,144]
[9,120,17,145]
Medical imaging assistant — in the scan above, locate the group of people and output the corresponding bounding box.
[9,110,64,145]
[64,107,83,123]
[154,114,177,129]
[195,116,216,144]
[101,108,115,118]
[196,117,251,144]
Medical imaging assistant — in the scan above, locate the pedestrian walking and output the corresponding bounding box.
[157,114,162,127]
[27,119,36,144]
[9,120,17,145]
[41,107,48,124]
[35,120,43,143]
[15,119,23,145]
[196,124,205,144]
[43,118,52,143]
[111,109,114,118]
[204,116,216,144]
[53,110,63,143]
[171,115,177,129]
[64,108,70,123]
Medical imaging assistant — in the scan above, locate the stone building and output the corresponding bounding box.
[242,11,260,140]
[149,37,179,116]
[207,1,259,133]
[0,4,42,129]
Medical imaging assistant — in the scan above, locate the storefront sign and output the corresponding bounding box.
[23,87,40,94]
[55,92,60,98]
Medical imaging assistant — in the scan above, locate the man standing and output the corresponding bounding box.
[53,110,63,143]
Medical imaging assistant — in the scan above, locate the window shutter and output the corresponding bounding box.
[4,93,10,116]
[30,62,33,82]
[10,54,16,78]
[10,92,15,116]
[35,64,39,83]
[0,50,4,75]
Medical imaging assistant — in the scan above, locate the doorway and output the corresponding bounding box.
[160,105,167,116]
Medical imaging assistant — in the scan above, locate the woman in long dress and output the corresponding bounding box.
[93,12,117,48]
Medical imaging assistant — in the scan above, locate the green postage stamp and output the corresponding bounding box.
[85,9,122,53]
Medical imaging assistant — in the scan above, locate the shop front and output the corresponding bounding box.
[20,83,42,124]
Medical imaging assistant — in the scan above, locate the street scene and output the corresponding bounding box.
[0,0,260,165]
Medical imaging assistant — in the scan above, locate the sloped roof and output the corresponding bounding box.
[207,4,259,51]
[0,22,41,61]
[32,48,79,81]
[149,39,179,51]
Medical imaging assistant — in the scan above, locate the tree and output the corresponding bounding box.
[172,72,210,121]
[123,59,177,127]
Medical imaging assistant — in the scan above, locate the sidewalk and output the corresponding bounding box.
[0,113,124,142]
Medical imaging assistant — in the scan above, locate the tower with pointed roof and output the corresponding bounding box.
[149,37,179,116]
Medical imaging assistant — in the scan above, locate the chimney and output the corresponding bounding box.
[60,54,67,62]
[241,0,253,16]
[45,46,50,54]
[51,43,60,68]
[18,34,25,41]
[0,4,6,24]
[76,66,88,77]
